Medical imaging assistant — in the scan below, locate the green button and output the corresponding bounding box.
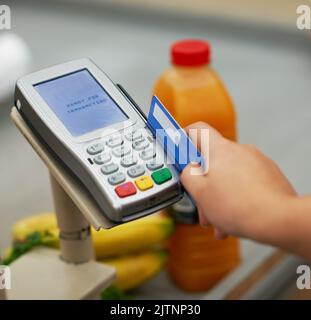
[151,168,172,185]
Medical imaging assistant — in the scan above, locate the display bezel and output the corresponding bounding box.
[33,68,130,138]
[17,58,138,143]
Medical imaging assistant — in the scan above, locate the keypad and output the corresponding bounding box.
[101,163,119,175]
[93,152,111,165]
[121,156,138,167]
[87,143,104,155]
[108,172,126,185]
[88,131,172,195]
[127,165,145,178]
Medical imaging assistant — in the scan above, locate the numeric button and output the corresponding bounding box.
[133,138,149,151]
[93,152,111,165]
[121,156,138,167]
[101,163,118,175]
[87,143,104,155]
[146,162,164,171]
[113,145,131,157]
[125,131,142,141]
[107,135,123,148]
[108,172,126,185]
[127,165,145,178]
[140,148,156,160]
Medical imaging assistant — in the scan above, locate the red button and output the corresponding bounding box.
[115,182,137,198]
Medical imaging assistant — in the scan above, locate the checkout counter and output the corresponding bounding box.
[1,0,311,299]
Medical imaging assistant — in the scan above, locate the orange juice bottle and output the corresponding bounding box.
[153,39,240,292]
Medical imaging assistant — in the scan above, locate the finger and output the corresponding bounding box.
[180,163,204,200]
[184,121,220,136]
[214,228,229,240]
[197,206,210,227]
[184,122,223,147]
[184,122,223,163]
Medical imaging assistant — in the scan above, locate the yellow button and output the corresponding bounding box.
[135,175,153,191]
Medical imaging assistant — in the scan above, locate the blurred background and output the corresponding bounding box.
[1,0,311,299]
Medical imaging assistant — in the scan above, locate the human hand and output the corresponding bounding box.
[181,122,297,241]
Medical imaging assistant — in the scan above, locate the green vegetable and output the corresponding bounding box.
[3,231,54,265]
[100,285,132,300]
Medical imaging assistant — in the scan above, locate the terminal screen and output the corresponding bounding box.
[35,69,128,137]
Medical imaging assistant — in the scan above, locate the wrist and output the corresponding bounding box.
[243,194,299,247]
[274,195,311,259]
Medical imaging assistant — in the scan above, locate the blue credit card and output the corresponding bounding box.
[147,95,205,173]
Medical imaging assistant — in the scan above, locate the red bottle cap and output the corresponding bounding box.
[171,39,211,66]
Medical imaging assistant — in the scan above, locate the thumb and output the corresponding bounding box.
[184,121,223,153]
[180,163,204,201]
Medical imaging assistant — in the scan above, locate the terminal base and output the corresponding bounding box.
[7,247,115,300]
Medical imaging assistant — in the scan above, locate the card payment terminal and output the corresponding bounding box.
[15,58,183,223]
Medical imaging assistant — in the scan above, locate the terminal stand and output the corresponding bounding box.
[5,107,116,299]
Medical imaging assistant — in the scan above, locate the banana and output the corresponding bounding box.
[12,212,58,242]
[12,212,174,258]
[100,250,167,291]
